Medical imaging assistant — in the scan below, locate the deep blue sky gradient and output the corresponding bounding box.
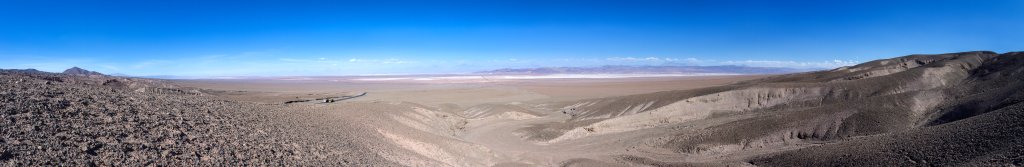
[1,0,1022,76]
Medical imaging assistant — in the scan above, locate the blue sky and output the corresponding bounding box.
[1,0,1022,76]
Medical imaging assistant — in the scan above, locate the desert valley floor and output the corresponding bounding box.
[2,51,1024,166]
[173,75,767,166]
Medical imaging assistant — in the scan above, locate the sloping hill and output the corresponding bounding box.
[750,52,1024,166]
[533,51,1024,165]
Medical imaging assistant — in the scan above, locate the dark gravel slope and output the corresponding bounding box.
[0,71,396,166]
[749,101,1024,166]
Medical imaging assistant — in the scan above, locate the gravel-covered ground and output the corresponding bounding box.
[0,70,396,166]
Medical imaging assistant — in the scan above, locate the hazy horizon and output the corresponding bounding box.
[2,0,1022,76]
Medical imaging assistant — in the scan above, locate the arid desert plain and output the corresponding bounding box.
[5,0,1024,165]
[3,51,1024,166]
[172,74,768,166]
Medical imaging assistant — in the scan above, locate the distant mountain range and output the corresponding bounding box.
[1,65,810,79]
[0,67,107,76]
[475,65,812,75]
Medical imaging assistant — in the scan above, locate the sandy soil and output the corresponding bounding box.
[177,75,762,105]
[167,51,1024,166]
[171,75,763,166]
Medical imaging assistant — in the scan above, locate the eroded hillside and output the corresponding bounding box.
[538,51,1024,166]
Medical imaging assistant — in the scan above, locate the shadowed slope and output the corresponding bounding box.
[748,52,1024,166]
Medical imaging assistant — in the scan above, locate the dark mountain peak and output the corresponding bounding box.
[63,67,104,76]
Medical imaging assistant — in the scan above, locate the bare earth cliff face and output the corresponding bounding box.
[1,51,1023,166]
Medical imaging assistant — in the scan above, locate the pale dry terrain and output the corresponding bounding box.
[178,51,1024,166]
[3,51,1023,166]
[173,75,762,166]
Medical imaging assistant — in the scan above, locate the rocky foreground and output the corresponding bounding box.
[0,70,394,166]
